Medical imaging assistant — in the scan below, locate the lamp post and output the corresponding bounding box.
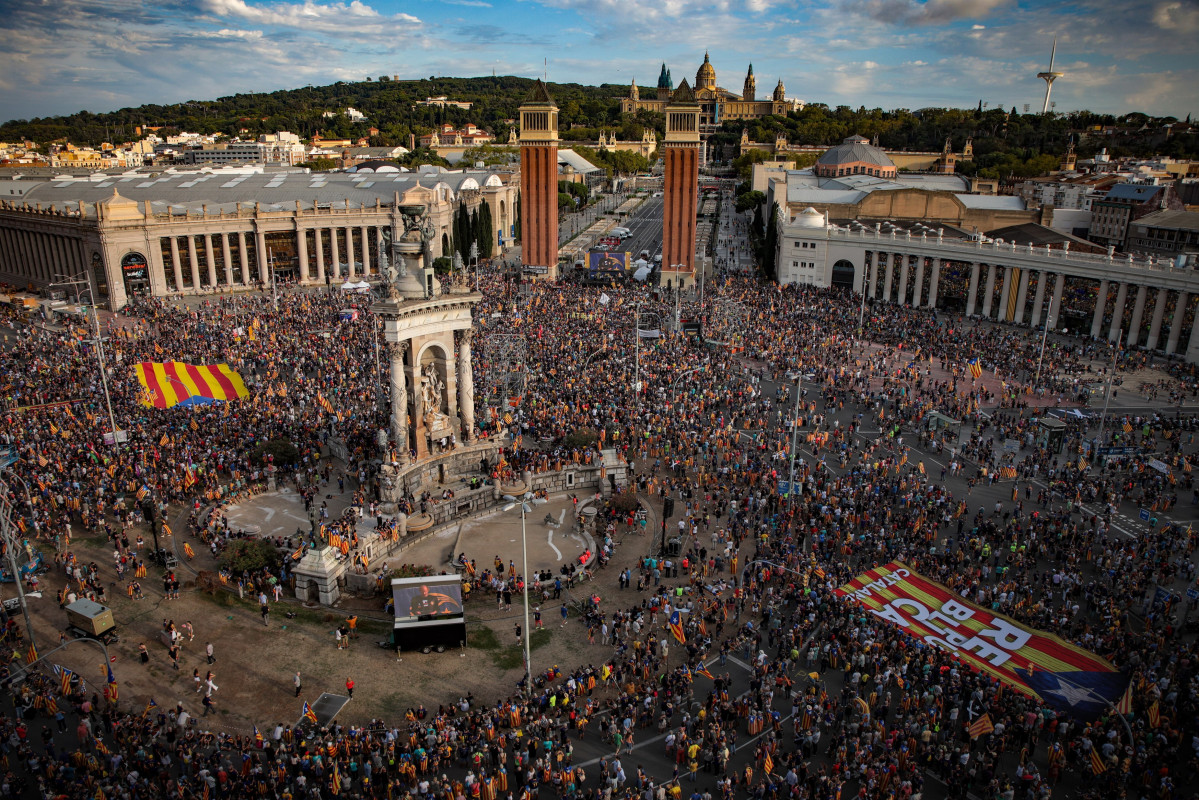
[1035,305,1055,386]
[505,493,534,694]
[51,274,119,449]
[267,247,279,312]
[1095,331,1122,460]
[785,373,804,548]
[0,482,38,653]
[470,242,479,292]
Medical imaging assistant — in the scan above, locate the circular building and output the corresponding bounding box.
[814,135,897,179]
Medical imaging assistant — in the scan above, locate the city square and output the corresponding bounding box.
[0,17,1198,800]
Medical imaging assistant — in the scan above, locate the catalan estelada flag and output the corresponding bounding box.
[302,701,318,725]
[836,561,1130,720]
[135,362,249,409]
[968,358,983,379]
[668,610,686,644]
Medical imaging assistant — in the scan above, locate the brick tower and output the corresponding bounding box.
[661,79,700,290]
[518,80,559,279]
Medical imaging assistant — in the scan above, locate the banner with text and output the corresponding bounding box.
[835,562,1128,719]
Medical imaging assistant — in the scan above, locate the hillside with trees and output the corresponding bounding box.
[3,76,1194,171]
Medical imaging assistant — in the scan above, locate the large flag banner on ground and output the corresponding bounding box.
[835,561,1128,719]
[135,362,250,409]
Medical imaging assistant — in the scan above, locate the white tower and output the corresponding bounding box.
[1037,37,1064,114]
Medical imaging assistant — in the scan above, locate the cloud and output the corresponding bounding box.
[198,0,421,31]
[193,28,265,40]
[1153,1,1199,33]
[839,0,1012,25]
[442,0,493,6]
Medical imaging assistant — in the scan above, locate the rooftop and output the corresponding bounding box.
[1131,209,1199,232]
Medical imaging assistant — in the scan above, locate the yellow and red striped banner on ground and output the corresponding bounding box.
[836,562,1129,720]
[134,362,249,409]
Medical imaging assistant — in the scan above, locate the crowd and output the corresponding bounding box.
[0,251,1197,800]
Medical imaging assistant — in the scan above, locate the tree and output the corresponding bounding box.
[219,539,281,574]
[733,148,774,181]
[762,202,779,280]
[476,200,494,259]
[735,190,766,213]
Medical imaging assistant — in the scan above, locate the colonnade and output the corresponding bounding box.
[865,248,1199,358]
[160,223,387,291]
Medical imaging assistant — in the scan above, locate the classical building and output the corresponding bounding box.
[620,55,796,162]
[775,207,1199,363]
[518,80,559,277]
[0,167,518,309]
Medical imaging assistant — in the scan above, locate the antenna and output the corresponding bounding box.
[1037,36,1064,114]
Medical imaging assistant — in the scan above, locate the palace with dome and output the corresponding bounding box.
[619,54,797,137]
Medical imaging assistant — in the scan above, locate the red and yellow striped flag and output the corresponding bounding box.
[134,362,249,409]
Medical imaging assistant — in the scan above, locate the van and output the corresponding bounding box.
[639,250,650,261]
[653,255,662,265]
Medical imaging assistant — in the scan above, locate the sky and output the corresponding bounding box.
[1,0,1197,124]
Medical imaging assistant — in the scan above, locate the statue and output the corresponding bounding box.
[420,363,451,433]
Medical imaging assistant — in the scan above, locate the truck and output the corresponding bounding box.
[64,599,119,644]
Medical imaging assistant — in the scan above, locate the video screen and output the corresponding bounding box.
[392,576,464,624]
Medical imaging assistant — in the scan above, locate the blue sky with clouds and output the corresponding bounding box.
[1,0,1197,124]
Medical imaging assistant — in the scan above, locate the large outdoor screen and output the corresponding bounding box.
[392,575,464,626]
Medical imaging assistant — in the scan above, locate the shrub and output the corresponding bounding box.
[250,437,299,467]
[564,428,600,449]
[607,493,640,515]
[218,539,281,573]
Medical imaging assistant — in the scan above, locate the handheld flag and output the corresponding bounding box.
[668,610,686,644]
[106,664,118,703]
[254,725,264,744]
[26,643,37,664]
[967,713,994,739]
[302,701,318,724]
[696,665,715,680]
[143,698,158,717]
[968,358,982,379]
[1090,749,1107,774]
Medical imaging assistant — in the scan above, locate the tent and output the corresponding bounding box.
[340,280,371,294]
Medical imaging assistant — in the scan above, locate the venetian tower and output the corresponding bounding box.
[518,79,559,279]
[661,79,700,290]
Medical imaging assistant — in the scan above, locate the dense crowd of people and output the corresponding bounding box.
[1,216,1198,800]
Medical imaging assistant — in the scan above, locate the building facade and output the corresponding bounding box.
[1089,183,1184,251]
[0,167,518,309]
[661,81,701,289]
[1126,209,1199,261]
[775,206,1199,363]
[518,80,559,277]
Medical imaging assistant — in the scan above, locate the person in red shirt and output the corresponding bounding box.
[345,677,354,698]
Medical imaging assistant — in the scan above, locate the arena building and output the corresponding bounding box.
[0,166,517,309]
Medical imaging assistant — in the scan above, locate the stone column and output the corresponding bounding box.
[897,254,910,305]
[911,257,925,308]
[1166,291,1189,355]
[1187,308,1199,365]
[297,227,309,283]
[360,225,371,275]
[344,227,356,279]
[1048,273,1065,329]
[965,262,981,316]
[388,341,409,465]
[981,264,997,319]
[314,228,326,284]
[458,330,476,443]
[882,252,894,303]
[1127,285,1148,348]
[1013,268,1030,324]
[237,232,251,287]
[186,235,201,289]
[221,233,234,286]
[255,228,269,284]
[203,234,218,287]
[1108,283,1128,342]
[1030,272,1047,327]
[1146,288,1169,351]
[168,236,184,292]
[997,266,1011,322]
[867,253,879,299]
[1091,279,1109,339]
[330,227,341,280]
[927,258,941,308]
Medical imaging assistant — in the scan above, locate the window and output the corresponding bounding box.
[793,261,799,267]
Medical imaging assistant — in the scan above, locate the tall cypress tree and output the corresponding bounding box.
[476,201,494,258]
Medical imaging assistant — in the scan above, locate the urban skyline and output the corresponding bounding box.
[1,0,1197,124]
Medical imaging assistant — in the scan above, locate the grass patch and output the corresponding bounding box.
[377,693,405,716]
[470,626,502,650]
[491,628,551,670]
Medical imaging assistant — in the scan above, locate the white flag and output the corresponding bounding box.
[599,293,611,306]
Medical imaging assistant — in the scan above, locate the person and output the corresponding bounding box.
[139,643,150,665]
[294,671,302,697]
[202,693,214,716]
[206,641,215,664]
[345,677,354,699]
[260,599,270,627]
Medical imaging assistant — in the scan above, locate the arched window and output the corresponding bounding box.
[831,259,856,290]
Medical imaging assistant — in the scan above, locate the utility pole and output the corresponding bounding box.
[268,247,279,311]
[785,373,804,548]
[52,273,119,448]
[1095,331,1122,462]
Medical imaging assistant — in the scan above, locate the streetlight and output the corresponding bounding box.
[633,303,660,403]
[266,247,279,311]
[470,242,479,292]
[0,478,38,653]
[51,273,119,449]
[503,492,534,694]
[1094,331,1122,461]
[784,373,805,548]
[1035,303,1055,386]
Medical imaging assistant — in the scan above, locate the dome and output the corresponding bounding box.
[814,134,896,177]
[773,79,785,101]
[795,207,825,228]
[696,52,716,90]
